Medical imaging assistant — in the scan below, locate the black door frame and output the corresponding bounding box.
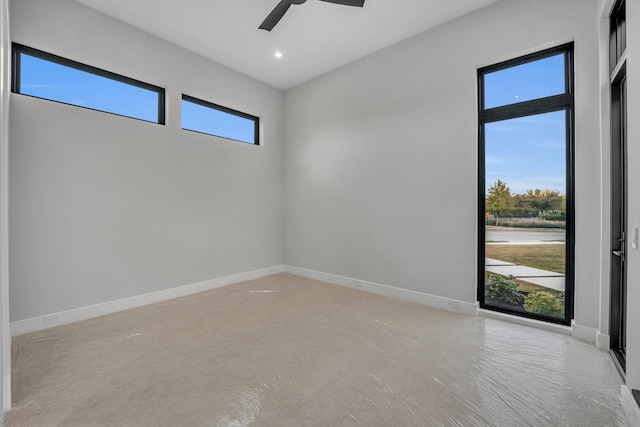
[608,0,627,375]
[610,71,627,372]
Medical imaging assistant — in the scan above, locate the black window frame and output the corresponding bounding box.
[11,43,166,125]
[477,42,575,326]
[181,94,260,146]
[610,0,626,74]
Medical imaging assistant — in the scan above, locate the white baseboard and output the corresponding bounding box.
[284,265,478,316]
[286,266,618,347]
[621,385,640,425]
[478,308,572,336]
[596,332,610,351]
[571,320,598,344]
[10,265,285,336]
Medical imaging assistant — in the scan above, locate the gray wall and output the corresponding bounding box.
[9,0,284,321]
[7,0,624,372]
[284,0,601,327]
[6,0,638,412]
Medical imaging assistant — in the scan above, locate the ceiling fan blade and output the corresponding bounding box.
[318,0,365,7]
[259,1,292,31]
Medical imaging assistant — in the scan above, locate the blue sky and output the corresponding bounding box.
[20,52,256,144]
[484,54,565,109]
[181,99,256,144]
[20,49,565,174]
[483,53,567,195]
[20,54,159,123]
[485,110,566,195]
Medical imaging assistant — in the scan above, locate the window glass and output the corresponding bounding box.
[485,111,566,195]
[478,43,574,325]
[182,95,259,145]
[610,0,626,72]
[14,45,164,123]
[484,111,567,320]
[483,53,565,109]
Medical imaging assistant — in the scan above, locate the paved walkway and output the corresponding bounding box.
[485,258,565,292]
[486,229,565,243]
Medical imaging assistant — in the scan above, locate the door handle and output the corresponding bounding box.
[613,250,624,257]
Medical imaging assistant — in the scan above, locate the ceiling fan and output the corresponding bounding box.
[259,0,365,32]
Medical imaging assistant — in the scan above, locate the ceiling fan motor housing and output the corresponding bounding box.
[260,0,365,31]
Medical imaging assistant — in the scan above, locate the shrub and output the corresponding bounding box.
[524,291,564,317]
[539,212,566,221]
[499,219,566,229]
[485,274,524,305]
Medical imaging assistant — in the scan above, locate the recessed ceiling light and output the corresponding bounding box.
[274,51,283,59]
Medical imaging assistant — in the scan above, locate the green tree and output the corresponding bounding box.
[486,180,513,225]
[513,193,537,217]
[521,189,563,215]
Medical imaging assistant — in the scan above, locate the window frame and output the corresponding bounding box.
[11,43,166,124]
[477,42,575,326]
[181,94,260,146]
[610,0,626,74]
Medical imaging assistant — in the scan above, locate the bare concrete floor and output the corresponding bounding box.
[4,273,638,426]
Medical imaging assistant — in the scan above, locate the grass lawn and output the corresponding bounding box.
[485,244,565,274]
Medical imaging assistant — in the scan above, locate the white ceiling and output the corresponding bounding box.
[74,0,499,90]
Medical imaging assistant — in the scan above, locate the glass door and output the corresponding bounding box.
[610,75,627,371]
[609,0,627,373]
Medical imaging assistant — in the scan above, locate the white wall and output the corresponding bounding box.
[8,0,284,322]
[624,0,640,394]
[284,0,601,328]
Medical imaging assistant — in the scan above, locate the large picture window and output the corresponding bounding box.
[12,43,165,124]
[478,44,574,325]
